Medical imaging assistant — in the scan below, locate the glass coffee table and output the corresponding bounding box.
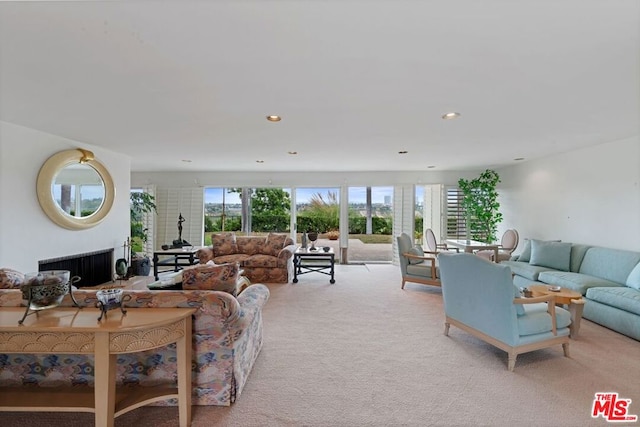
[528,284,585,338]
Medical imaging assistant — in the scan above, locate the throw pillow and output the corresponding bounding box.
[626,262,640,290]
[0,268,24,289]
[182,262,239,295]
[237,237,263,256]
[264,233,288,257]
[407,246,425,264]
[529,240,572,271]
[517,239,532,263]
[211,232,237,257]
[196,247,214,264]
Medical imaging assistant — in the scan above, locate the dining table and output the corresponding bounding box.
[444,239,499,262]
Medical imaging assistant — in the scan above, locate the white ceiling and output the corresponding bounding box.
[1,1,638,173]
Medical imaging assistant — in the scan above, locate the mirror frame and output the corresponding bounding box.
[36,149,116,230]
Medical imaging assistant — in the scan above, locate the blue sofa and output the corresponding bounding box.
[502,239,640,341]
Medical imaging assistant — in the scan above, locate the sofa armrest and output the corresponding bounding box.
[403,251,438,260]
[228,284,270,333]
[278,244,297,261]
[196,247,214,264]
[514,294,558,334]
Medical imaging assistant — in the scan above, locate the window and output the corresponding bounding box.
[204,188,242,234]
[296,188,339,234]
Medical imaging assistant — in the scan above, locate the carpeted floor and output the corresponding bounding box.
[2,264,639,426]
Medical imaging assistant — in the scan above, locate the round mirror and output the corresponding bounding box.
[37,149,115,230]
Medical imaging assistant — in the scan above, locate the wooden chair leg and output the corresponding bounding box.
[444,322,450,336]
[401,278,406,289]
[562,342,570,358]
[508,352,517,371]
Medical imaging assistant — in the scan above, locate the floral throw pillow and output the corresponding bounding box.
[0,268,25,289]
[211,232,237,257]
[181,262,239,295]
[263,233,288,257]
[237,237,264,256]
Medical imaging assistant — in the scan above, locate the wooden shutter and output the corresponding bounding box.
[155,188,204,249]
[445,186,466,239]
[392,185,414,265]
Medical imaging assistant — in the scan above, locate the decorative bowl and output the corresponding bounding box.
[323,246,330,252]
[96,288,124,307]
[21,270,71,310]
[548,286,562,292]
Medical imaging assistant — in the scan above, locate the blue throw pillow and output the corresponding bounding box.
[407,246,425,264]
[529,240,572,271]
[517,239,532,262]
[626,263,640,290]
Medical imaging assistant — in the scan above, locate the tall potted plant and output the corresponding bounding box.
[458,169,503,244]
[130,191,157,276]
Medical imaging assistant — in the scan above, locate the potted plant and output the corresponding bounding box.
[458,169,503,244]
[327,230,339,240]
[130,191,157,276]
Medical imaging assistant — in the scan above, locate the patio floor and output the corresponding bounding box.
[309,238,393,263]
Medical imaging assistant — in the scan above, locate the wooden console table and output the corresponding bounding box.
[0,307,195,427]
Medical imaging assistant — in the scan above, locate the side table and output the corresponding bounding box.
[528,284,585,338]
[153,247,200,280]
[293,247,336,284]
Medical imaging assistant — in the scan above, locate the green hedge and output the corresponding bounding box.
[205,214,406,235]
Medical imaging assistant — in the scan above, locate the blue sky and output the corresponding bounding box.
[204,187,395,204]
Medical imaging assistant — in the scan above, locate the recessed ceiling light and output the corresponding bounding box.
[442,112,461,120]
[398,151,408,154]
[181,159,192,163]
[256,160,264,163]
[266,115,281,122]
[288,151,298,155]
[514,157,525,161]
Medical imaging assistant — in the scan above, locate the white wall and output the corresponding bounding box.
[0,121,131,273]
[497,136,640,252]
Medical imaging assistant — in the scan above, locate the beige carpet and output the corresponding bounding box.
[2,264,639,427]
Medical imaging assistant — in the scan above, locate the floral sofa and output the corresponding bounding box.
[502,239,640,341]
[0,284,269,406]
[197,232,296,283]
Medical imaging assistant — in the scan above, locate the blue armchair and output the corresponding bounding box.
[438,253,571,371]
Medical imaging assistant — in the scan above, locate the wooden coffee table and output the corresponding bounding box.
[529,284,585,338]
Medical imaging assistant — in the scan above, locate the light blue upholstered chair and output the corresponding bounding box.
[438,252,571,371]
[396,233,440,289]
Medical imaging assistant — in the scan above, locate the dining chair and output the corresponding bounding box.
[476,229,519,263]
[425,228,459,254]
